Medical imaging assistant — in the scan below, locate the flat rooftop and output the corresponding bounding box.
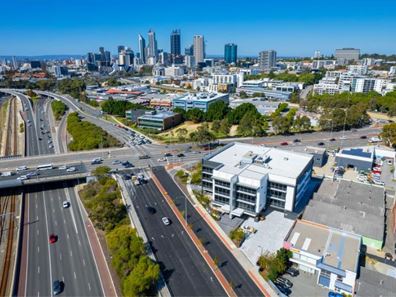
[174,92,227,102]
[138,111,177,120]
[209,142,312,181]
[286,220,360,272]
[303,179,385,241]
[355,267,396,297]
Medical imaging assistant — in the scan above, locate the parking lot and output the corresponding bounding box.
[282,270,329,297]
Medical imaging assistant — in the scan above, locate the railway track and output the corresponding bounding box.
[0,96,19,296]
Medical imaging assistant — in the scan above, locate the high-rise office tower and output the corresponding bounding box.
[147,29,158,59]
[170,29,181,57]
[118,45,125,53]
[224,43,238,64]
[138,34,146,64]
[259,50,277,71]
[335,48,360,65]
[193,35,205,64]
[185,45,194,56]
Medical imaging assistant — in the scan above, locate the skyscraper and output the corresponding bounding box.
[170,30,181,57]
[138,34,146,64]
[118,45,125,53]
[259,50,277,71]
[224,43,237,64]
[147,29,158,59]
[193,35,205,64]
[185,45,194,56]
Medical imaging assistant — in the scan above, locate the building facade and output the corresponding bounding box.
[284,220,361,295]
[172,92,229,112]
[259,50,277,71]
[137,111,182,131]
[138,34,146,64]
[193,35,205,64]
[224,43,238,64]
[335,48,360,65]
[201,142,313,216]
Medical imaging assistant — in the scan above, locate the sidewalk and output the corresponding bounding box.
[184,175,277,297]
[115,174,171,297]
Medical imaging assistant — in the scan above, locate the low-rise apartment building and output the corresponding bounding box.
[201,142,313,217]
[172,92,229,112]
[137,110,182,131]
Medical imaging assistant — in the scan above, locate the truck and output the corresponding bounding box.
[1,171,13,177]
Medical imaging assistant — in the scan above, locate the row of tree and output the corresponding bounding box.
[80,168,160,296]
[101,98,148,116]
[67,112,120,151]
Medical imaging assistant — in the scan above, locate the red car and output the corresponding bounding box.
[49,234,57,244]
[280,142,288,146]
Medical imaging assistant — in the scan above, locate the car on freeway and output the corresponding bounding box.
[157,157,167,162]
[317,142,325,146]
[146,206,156,214]
[122,161,133,168]
[177,153,185,158]
[138,155,151,159]
[286,267,299,277]
[16,165,28,171]
[339,135,347,140]
[360,135,367,139]
[49,234,57,244]
[122,174,131,180]
[49,144,54,149]
[39,137,42,141]
[329,138,336,142]
[59,165,67,170]
[62,201,70,208]
[66,167,76,172]
[293,139,301,143]
[112,160,121,165]
[276,276,292,288]
[280,142,288,146]
[91,157,103,165]
[17,175,28,181]
[164,152,173,157]
[52,280,63,295]
[26,171,39,178]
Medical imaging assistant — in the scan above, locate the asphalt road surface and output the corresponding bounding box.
[152,167,263,297]
[128,175,226,296]
[1,90,104,297]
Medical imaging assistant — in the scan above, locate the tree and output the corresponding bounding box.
[381,123,396,147]
[228,103,260,124]
[122,256,160,297]
[101,99,147,116]
[176,128,188,142]
[211,120,221,133]
[239,91,248,99]
[92,166,111,178]
[237,111,267,137]
[190,123,215,144]
[186,108,205,123]
[293,115,311,132]
[272,115,293,135]
[205,101,229,121]
[219,119,231,135]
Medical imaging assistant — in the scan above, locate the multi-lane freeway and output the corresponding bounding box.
[0,90,105,297]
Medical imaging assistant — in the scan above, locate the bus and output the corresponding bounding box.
[37,164,53,171]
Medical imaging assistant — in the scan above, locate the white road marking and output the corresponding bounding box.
[37,291,39,297]
[37,230,39,235]
[64,187,78,234]
[70,250,72,257]
[37,266,40,274]
[42,191,53,296]
[82,259,86,266]
[78,239,81,246]
[88,283,91,291]
[67,233,69,239]
[59,253,62,261]
[37,246,40,253]
[54,220,58,226]
[36,204,38,209]
[73,271,77,279]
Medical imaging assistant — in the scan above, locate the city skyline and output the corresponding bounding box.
[1,0,395,56]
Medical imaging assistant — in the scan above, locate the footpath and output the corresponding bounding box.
[115,175,171,297]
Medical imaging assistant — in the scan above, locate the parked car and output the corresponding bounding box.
[293,139,301,143]
[164,152,173,157]
[280,142,288,146]
[276,276,293,288]
[286,267,299,277]
[66,167,76,172]
[138,155,151,159]
[274,283,291,296]
[177,153,185,158]
[360,135,367,139]
[112,160,121,165]
[317,142,325,146]
[329,138,336,142]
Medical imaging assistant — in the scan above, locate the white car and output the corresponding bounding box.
[339,135,347,140]
[17,175,28,181]
[112,160,121,165]
[59,165,67,170]
[66,167,76,172]
[162,217,170,226]
[62,201,70,208]
[157,157,167,162]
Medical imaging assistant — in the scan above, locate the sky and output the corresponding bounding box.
[1,0,396,57]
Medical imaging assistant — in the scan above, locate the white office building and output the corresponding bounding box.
[259,50,277,71]
[202,142,313,217]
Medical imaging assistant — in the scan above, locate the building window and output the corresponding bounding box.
[214,187,230,196]
[236,185,256,194]
[214,180,230,188]
[268,182,287,191]
[236,192,256,203]
[214,195,229,204]
[202,173,212,180]
[268,189,286,200]
[235,201,255,213]
[269,198,285,209]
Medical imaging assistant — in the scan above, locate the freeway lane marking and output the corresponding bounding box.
[59,253,62,261]
[64,187,78,234]
[42,191,53,296]
[74,271,77,279]
[37,246,39,253]
[37,266,40,274]
[88,282,91,291]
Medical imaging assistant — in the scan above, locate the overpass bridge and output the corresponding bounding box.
[0,163,88,189]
